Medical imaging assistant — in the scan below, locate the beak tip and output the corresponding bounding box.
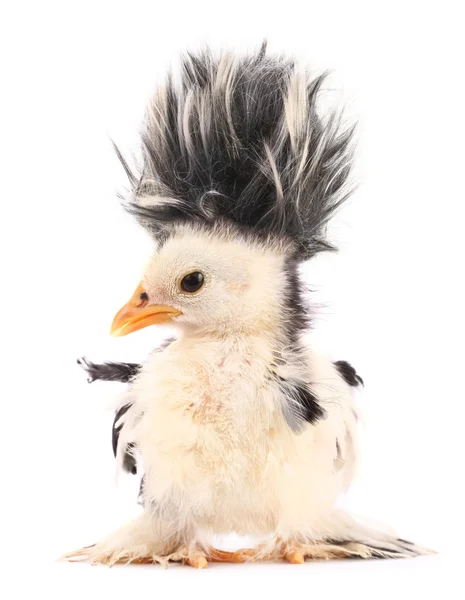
[110,325,123,337]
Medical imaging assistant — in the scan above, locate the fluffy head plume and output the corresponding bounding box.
[119,44,355,261]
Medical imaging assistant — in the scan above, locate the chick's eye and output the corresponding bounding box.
[180,271,204,293]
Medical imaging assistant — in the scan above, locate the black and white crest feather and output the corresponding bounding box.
[119,43,355,260]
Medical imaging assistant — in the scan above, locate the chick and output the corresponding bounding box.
[67,45,430,567]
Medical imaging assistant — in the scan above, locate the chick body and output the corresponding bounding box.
[71,336,429,565]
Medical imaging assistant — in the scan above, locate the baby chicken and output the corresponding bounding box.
[68,45,430,567]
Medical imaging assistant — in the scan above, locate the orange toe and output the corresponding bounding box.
[209,548,256,563]
[187,554,208,569]
[285,550,305,564]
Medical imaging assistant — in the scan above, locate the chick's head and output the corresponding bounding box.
[110,225,300,338]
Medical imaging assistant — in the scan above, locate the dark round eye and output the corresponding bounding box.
[180,271,204,293]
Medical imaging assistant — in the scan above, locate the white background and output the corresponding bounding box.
[1,1,464,598]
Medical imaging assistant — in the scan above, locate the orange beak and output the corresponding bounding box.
[110,283,181,337]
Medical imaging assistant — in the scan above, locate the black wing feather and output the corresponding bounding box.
[77,357,141,383]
